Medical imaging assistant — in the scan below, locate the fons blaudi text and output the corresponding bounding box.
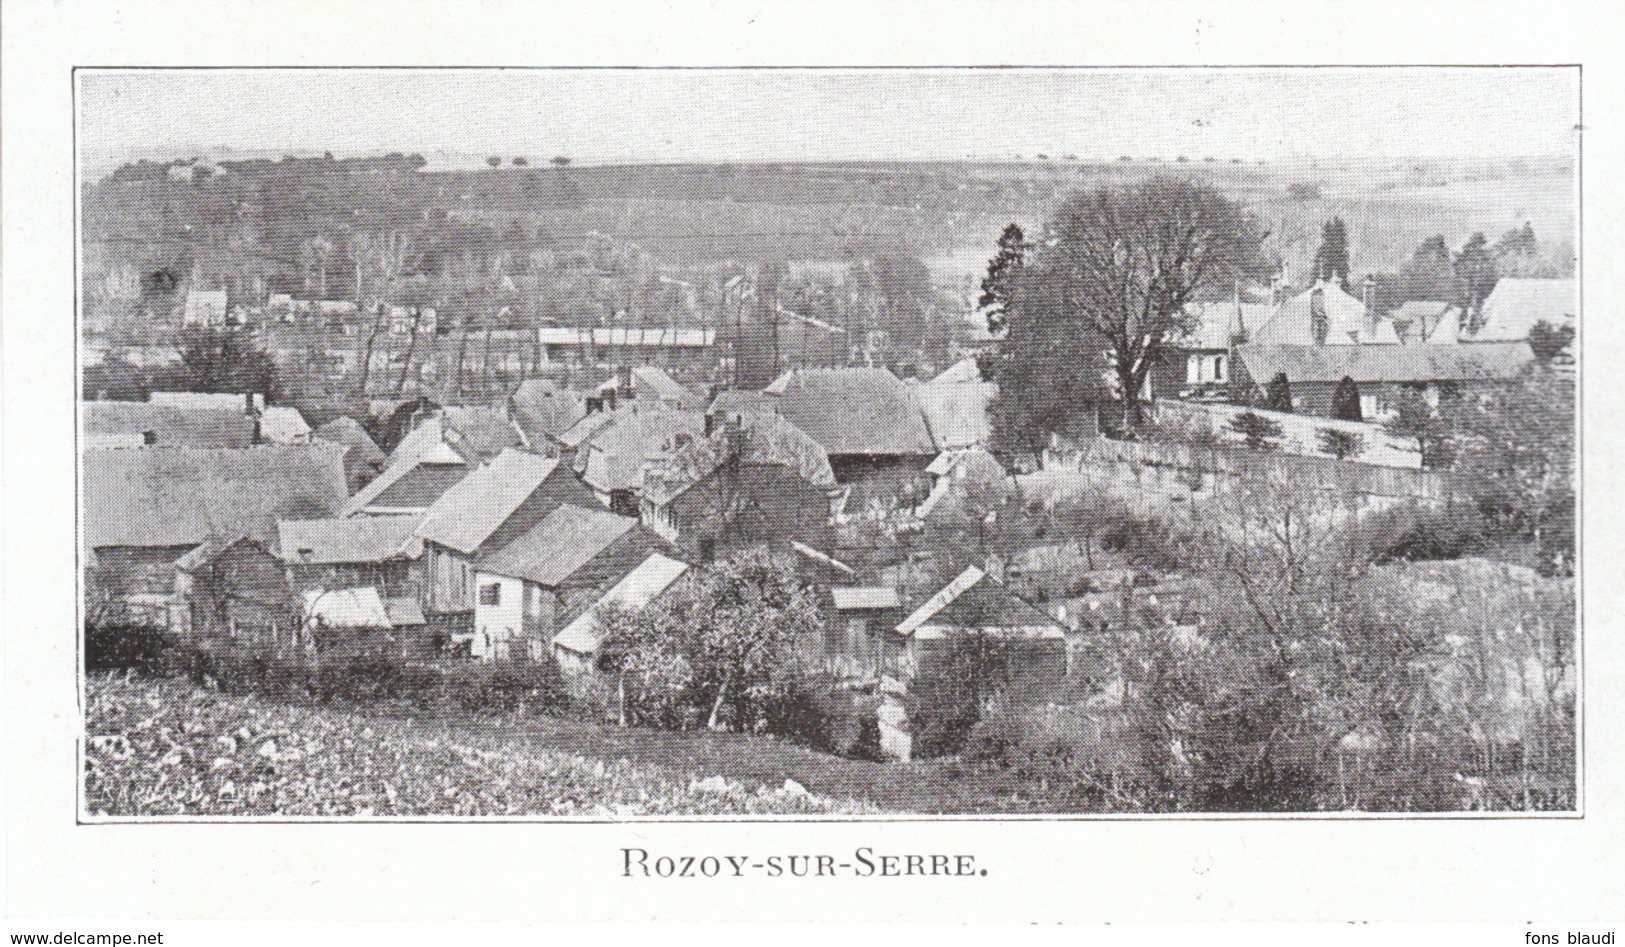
[622,847,985,878]
[1527,934,1614,946]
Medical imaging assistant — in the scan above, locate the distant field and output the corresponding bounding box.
[83,155,1576,294]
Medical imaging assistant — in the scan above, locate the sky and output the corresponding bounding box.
[78,67,1580,169]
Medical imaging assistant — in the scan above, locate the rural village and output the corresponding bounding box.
[81,142,1577,815]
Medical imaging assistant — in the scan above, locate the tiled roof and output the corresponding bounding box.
[83,444,348,549]
[896,565,1061,637]
[761,367,935,457]
[83,401,255,449]
[642,410,835,506]
[277,514,424,564]
[476,503,636,586]
[551,553,690,655]
[415,449,563,554]
[302,587,391,629]
[1467,278,1577,343]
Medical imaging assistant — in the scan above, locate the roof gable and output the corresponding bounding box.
[475,503,637,586]
[415,449,563,554]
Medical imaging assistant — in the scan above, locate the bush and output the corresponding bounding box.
[761,675,884,760]
[1350,503,1493,564]
[84,623,174,674]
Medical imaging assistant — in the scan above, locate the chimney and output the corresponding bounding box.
[617,365,633,399]
[142,429,158,446]
[725,415,745,463]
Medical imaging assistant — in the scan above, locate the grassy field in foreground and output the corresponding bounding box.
[83,673,1066,817]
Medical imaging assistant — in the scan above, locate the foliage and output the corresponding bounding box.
[986,177,1269,443]
[977,222,1030,334]
[1316,427,1365,461]
[1384,389,1454,468]
[1527,319,1575,362]
[1454,232,1499,328]
[597,545,826,734]
[175,326,278,396]
[908,629,1019,760]
[85,623,174,675]
[1331,375,1363,421]
[1263,372,1294,413]
[84,673,872,816]
[1346,503,1493,565]
[1311,217,1350,286]
[1228,410,1283,451]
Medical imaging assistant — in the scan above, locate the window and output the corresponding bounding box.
[1213,355,1227,383]
[479,583,502,606]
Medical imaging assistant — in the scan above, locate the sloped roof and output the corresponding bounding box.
[1250,282,1370,347]
[1468,278,1577,343]
[632,366,702,407]
[416,449,563,554]
[340,451,469,516]
[558,410,616,450]
[260,406,312,443]
[83,401,255,448]
[896,565,1061,636]
[149,391,262,412]
[642,410,836,506]
[831,587,900,611]
[509,379,587,446]
[551,553,690,655]
[302,587,391,629]
[277,514,423,564]
[83,444,348,549]
[708,389,770,416]
[440,406,523,464]
[762,367,935,457]
[1237,342,1535,385]
[314,416,386,467]
[1392,301,1459,345]
[576,406,705,494]
[476,503,636,586]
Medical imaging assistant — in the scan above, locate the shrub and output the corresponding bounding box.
[1350,503,1493,564]
[84,623,173,674]
[1228,411,1283,451]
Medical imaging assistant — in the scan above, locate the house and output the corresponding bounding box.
[259,406,313,444]
[550,552,691,676]
[300,586,431,657]
[1250,281,1400,348]
[415,448,600,626]
[1149,300,1253,401]
[640,411,839,561]
[752,367,937,486]
[815,586,902,680]
[469,503,673,661]
[83,400,256,449]
[183,289,229,327]
[1460,277,1577,344]
[1234,342,1536,418]
[914,358,995,450]
[508,378,586,452]
[313,416,387,491]
[340,407,522,516]
[568,403,705,514]
[890,565,1068,688]
[277,514,424,600]
[172,536,296,649]
[82,444,348,628]
[1392,301,1461,345]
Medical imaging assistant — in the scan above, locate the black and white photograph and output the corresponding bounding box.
[73,65,1581,820]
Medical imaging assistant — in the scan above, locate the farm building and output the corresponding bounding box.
[550,552,691,676]
[300,586,431,657]
[890,565,1068,688]
[1234,342,1535,417]
[172,536,296,650]
[313,416,387,491]
[277,513,424,600]
[815,586,903,680]
[415,448,600,628]
[640,411,839,561]
[82,444,348,628]
[340,407,523,516]
[259,406,313,444]
[469,503,672,662]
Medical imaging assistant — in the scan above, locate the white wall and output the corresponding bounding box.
[472,572,525,660]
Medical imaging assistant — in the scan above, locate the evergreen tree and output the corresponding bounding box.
[1264,372,1294,413]
[1311,217,1351,287]
[977,223,1030,334]
[1331,375,1363,422]
[1454,232,1499,330]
